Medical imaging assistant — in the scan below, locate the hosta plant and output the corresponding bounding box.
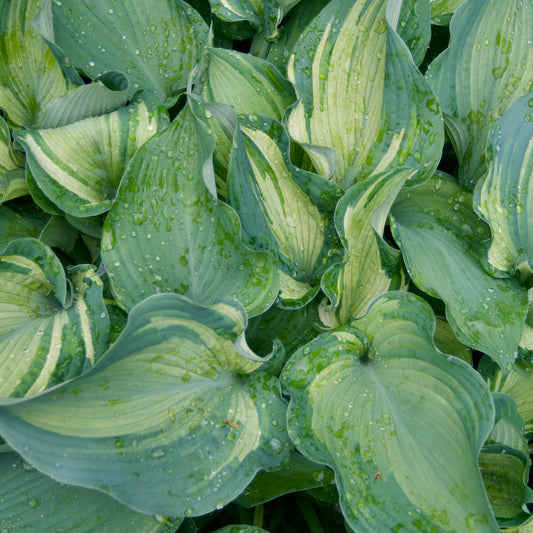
[1,0,533,532]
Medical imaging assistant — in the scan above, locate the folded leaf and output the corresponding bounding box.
[37,71,131,129]
[320,168,414,327]
[480,393,533,525]
[0,294,291,517]
[0,116,25,204]
[228,115,328,282]
[281,291,499,533]
[474,92,533,274]
[425,0,533,187]
[52,0,209,105]
[0,238,109,397]
[15,98,169,217]
[0,0,68,127]
[0,451,180,532]
[287,0,443,189]
[397,0,431,66]
[208,0,282,40]
[391,172,527,368]
[101,96,279,317]
[203,48,296,121]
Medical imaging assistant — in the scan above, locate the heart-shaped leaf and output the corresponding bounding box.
[0,294,291,517]
[15,98,169,217]
[425,0,533,187]
[390,172,527,368]
[101,96,279,317]
[0,238,109,397]
[281,291,499,533]
[52,0,209,106]
[287,0,443,189]
[474,92,533,274]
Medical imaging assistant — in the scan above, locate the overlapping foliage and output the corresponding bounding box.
[1,0,533,531]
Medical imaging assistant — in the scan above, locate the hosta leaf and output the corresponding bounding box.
[203,48,296,121]
[208,0,281,40]
[281,292,499,533]
[433,316,472,363]
[0,170,27,205]
[0,0,68,127]
[237,451,334,507]
[0,294,291,517]
[266,0,326,73]
[390,172,527,368]
[287,0,444,189]
[101,96,279,317]
[0,202,49,246]
[0,451,181,532]
[202,48,296,193]
[397,0,431,67]
[0,238,109,397]
[480,393,533,525]
[320,168,414,327]
[52,0,209,106]
[430,0,467,24]
[15,98,169,217]
[493,364,533,439]
[37,71,131,129]
[425,0,533,188]
[0,117,26,204]
[474,92,533,274]
[228,115,329,283]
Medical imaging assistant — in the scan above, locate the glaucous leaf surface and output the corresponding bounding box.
[0,202,49,246]
[480,393,533,525]
[287,0,443,189]
[474,92,533,274]
[52,0,209,106]
[397,0,431,67]
[0,116,25,204]
[37,71,131,129]
[281,292,499,533]
[203,48,296,121]
[0,451,181,532]
[228,115,328,283]
[102,97,279,316]
[320,167,414,327]
[208,0,282,41]
[430,0,467,23]
[0,294,291,517]
[0,0,68,127]
[390,173,527,368]
[0,238,109,397]
[425,0,533,188]
[237,451,334,507]
[15,98,169,217]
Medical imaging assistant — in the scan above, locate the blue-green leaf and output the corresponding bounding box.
[101,96,279,316]
[287,0,443,189]
[425,0,533,187]
[0,238,109,397]
[0,294,291,517]
[474,92,533,274]
[52,0,209,106]
[390,173,528,368]
[281,292,499,533]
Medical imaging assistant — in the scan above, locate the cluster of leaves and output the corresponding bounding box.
[1,0,533,531]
